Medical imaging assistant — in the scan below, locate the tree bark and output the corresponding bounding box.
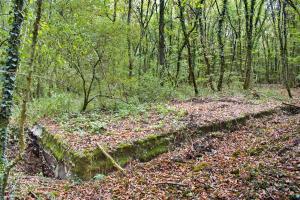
[262,33,270,83]
[159,0,166,81]
[112,0,118,22]
[178,1,198,96]
[127,0,133,77]
[243,0,255,90]
[217,0,228,91]
[278,0,292,98]
[0,0,25,198]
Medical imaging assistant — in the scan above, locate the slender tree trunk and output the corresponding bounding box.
[217,0,228,91]
[138,0,145,78]
[112,0,118,22]
[168,7,174,64]
[82,97,88,112]
[159,0,166,81]
[197,0,215,91]
[80,59,100,112]
[234,0,243,77]
[262,34,270,83]
[175,28,186,87]
[175,45,184,87]
[243,0,255,90]
[127,0,133,77]
[278,0,292,98]
[198,0,215,91]
[178,1,198,95]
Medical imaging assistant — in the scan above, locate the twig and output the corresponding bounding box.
[266,188,275,200]
[282,102,300,108]
[87,94,129,104]
[28,191,39,199]
[97,144,126,175]
[0,39,7,47]
[155,181,188,187]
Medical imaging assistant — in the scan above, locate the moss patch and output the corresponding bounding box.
[41,133,72,162]
[247,146,265,156]
[193,162,209,172]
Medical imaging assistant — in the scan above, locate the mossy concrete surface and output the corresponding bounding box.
[40,106,285,180]
[41,131,175,180]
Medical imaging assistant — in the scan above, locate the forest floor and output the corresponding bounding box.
[7,88,300,199]
[41,96,280,151]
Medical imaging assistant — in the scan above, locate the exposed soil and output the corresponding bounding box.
[8,130,55,177]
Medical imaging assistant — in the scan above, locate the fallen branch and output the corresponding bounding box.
[266,188,276,200]
[87,94,130,105]
[97,144,126,175]
[282,102,300,108]
[28,191,39,199]
[155,181,188,187]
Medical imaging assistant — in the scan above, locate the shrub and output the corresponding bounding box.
[12,93,80,124]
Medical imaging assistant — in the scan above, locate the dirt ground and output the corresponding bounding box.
[12,108,299,199]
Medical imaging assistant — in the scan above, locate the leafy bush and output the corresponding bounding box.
[131,74,195,103]
[57,112,109,135]
[12,93,80,124]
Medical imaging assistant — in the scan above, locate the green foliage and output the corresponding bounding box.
[133,74,177,102]
[3,0,300,123]
[255,87,289,101]
[13,93,80,124]
[57,112,109,135]
[115,103,148,118]
[93,174,106,181]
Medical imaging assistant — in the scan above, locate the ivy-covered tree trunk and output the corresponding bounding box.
[0,0,25,198]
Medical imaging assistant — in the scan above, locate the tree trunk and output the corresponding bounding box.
[278,0,292,98]
[234,0,243,77]
[217,0,228,91]
[197,0,215,91]
[243,0,255,90]
[178,1,198,96]
[159,0,166,81]
[262,34,270,83]
[112,0,118,22]
[0,0,25,198]
[127,0,133,77]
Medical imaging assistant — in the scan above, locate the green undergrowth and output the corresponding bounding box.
[12,93,80,124]
[55,103,187,136]
[11,86,288,126]
[47,86,286,136]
